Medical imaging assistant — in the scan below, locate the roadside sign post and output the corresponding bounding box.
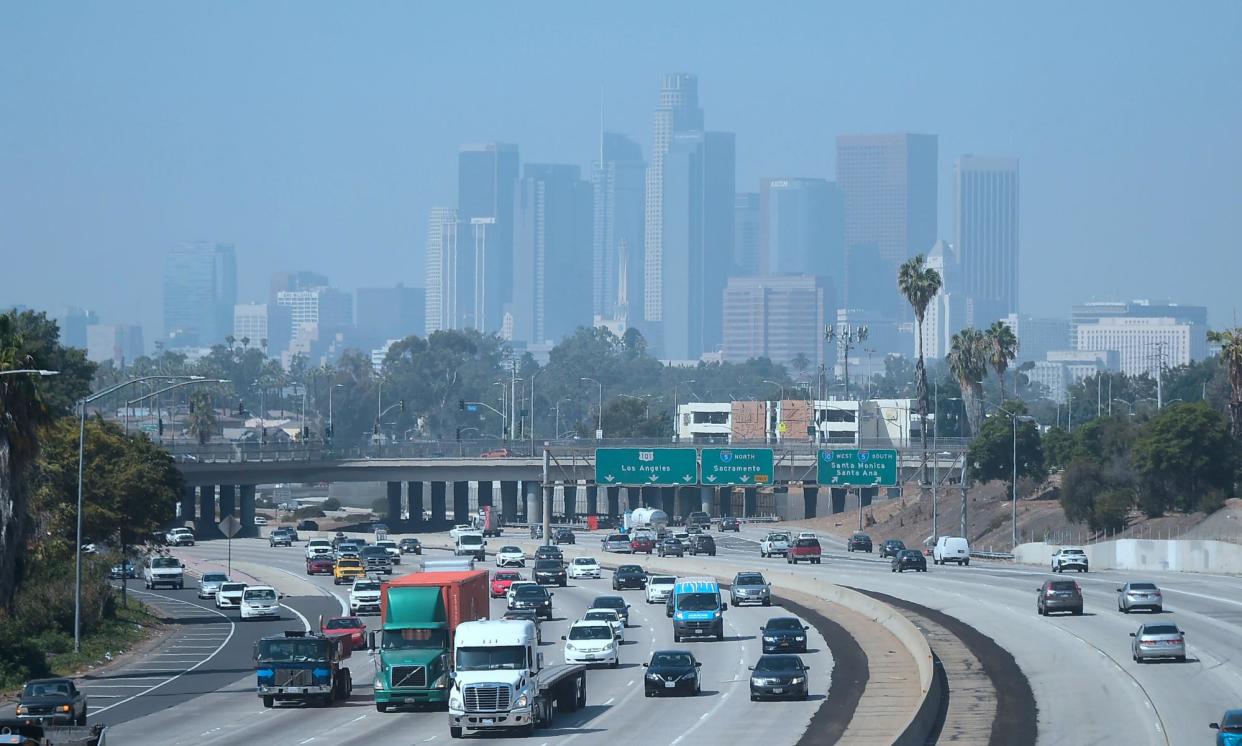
[700,448,774,486]
[816,449,898,532]
[595,448,698,486]
[219,515,242,575]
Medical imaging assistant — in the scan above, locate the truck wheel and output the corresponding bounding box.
[449,726,463,739]
[262,696,274,708]
[376,703,388,713]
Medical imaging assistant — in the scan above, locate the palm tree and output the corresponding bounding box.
[985,320,1019,401]
[1207,327,1242,439]
[790,352,811,377]
[187,391,217,445]
[898,254,942,485]
[946,328,989,436]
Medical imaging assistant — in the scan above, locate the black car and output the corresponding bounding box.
[534,545,564,563]
[398,537,422,554]
[533,559,567,587]
[891,549,927,573]
[688,535,716,556]
[666,591,676,618]
[719,517,741,532]
[749,654,810,701]
[269,529,293,547]
[510,584,554,619]
[847,533,873,553]
[591,595,630,626]
[879,539,906,559]
[760,616,809,654]
[612,565,647,591]
[554,528,576,545]
[657,537,684,557]
[501,608,543,644]
[643,650,701,697]
[296,519,320,532]
[16,678,87,726]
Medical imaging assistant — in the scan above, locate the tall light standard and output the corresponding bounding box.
[983,401,1036,549]
[554,398,572,439]
[762,379,785,401]
[529,367,544,455]
[672,378,696,442]
[75,374,208,651]
[618,393,655,420]
[581,377,603,439]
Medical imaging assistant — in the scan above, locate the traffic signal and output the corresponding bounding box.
[237,399,245,416]
[400,399,406,412]
[458,400,465,410]
[158,418,164,436]
[455,427,462,441]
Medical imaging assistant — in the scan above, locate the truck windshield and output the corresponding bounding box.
[459,535,483,545]
[152,557,180,568]
[457,645,526,671]
[382,628,447,650]
[677,593,719,611]
[258,639,326,662]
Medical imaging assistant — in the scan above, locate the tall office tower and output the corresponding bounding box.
[955,156,1020,325]
[843,244,897,317]
[513,164,594,345]
[836,134,938,314]
[644,74,705,324]
[1076,317,1206,376]
[275,286,353,363]
[356,284,425,347]
[721,275,832,368]
[1003,314,1071,364]
[424,207,459,334]
[458,143,520,332]
[233,302,291,358]
[162,241,237,348]
[85,324,144,368]
[1070,300,1208,345]
[661,130,735,361]
[269,271,329,303]
[55,306,99,349]
[592,133,645,319]
[759,177,844,279]
[733,193,761,276]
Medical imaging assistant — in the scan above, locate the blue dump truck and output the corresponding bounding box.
[670,576,728,642]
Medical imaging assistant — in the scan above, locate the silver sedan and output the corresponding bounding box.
[1117,582,1163,613]
[1130,623,1186,663]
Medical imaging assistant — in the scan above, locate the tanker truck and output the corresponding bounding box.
[625,507,669,536]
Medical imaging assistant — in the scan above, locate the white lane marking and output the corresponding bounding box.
[90,588,236,716]
[281,600,312,632]
[670,691,732,746]
[603,697,615,705]
[349,714,367,723]
[299,739,316,744]
[626,679,633,686]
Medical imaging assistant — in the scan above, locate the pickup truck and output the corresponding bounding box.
[787,537,822,565]
[0,721,105,746]
[449,619,586,738]
[759,532,791,558]
[15,679,87,726]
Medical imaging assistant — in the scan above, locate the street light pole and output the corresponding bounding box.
[672,378,696,443]
[581,377,602,438]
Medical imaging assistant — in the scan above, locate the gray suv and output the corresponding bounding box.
[1037,579,1083,616]
[730,572,771,607]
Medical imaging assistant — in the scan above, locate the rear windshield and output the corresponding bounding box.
[754,656,804,672]
[795,539,820,548]
[1144,625,1180,635]
[353,581,380,592]
[202,573,228,582]
[244,588,276,601]
[220,583,246,592]
[618,566,642,574]
[593,597,625,609]
[494,572,521,580]
[325,617,363,629]
[573,558,596,565]
[1129,583,1157,590]
[606,535,627,543]
[1049,581,1078,591]
[584,611,617,622]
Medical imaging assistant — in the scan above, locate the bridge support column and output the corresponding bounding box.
[526,481,542,525]
[408,482,424,530]
[861,486,876,512]
[179,486,195,526]
[197,486,216,535]
[606,487,620,517]
[452,482,470,525]
[586,485,598,517]
[831,488,846,514]
[500,481,518,523]
[718,487,732,517]
[743,487,757,518]
[239,485,256,538]
[641,486,659,508]
[660,487,676,519]
[387,481,403,523]
[700,486,714,517]
[802,485,818,519]
[218,484,236,521]
[477,480,493,508]
[562,484,577,523]
[430,482,447,526]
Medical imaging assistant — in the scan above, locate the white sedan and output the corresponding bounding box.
[215,582,247,610]
[449,524,475,541]
[568,557,601,580]
[582,608,625,642]
[495,545,526,568]
[563,620,619,668]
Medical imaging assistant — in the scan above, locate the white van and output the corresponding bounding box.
[933,537,971,566]
[143,555,185,589]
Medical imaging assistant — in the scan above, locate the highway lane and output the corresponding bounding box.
[708,523,1242,745]
[105,536,831,745]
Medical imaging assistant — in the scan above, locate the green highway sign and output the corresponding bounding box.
[701,448,774,486]
[817,448,898,486]
[595,448,698,486]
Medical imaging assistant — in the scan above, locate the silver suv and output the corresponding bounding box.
[1051,548,1089,573]
[730,572,771,607]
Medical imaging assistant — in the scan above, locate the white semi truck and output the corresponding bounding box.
[448,619,586,738]
[625,507,669,536]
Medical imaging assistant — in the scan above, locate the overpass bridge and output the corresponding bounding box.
[168,441,968,538]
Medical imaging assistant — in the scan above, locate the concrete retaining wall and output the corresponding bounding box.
[1014,538,1242,575]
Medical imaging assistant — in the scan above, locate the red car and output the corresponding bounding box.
[306,556,335,575]
[630,535,655,554]
[321,616,366,652]
[491,571,523,598]
[481,448,513,458]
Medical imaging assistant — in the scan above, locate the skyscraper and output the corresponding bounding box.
[644,74,704,324]
[269,271,329,303]
[733,193,760,276]
[233,302,291,358]
[592,133,645,320]
[955,156,1020,325]
[55,306,99,350]
[424,207,459,334]
[86,324,144,368]
[759,177,844,279]
[458,143,520,332]
[162,241,237,348]
[836,134,937,313]
[661,130,735,360]
[356,284,425,347]
[512,164,594,345]
[722,275,832,368]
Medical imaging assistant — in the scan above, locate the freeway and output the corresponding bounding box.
[103,536,834,745]
[705,524,1242,745]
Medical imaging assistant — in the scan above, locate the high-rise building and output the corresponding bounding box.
[512,164,594,345]
[162,242,237,348]
[644,74,704,324]
[759,178,844,280]
[269,271,329,303]
[733,193,761,276]
[592,133,645,320]
[836,134,937,314]
[955,156,1020,325]
[1076,317,1206,377]
[86,324,144,368]
[458,143,520,332]
[1003,313,1071,363]
[1071,300,1208,343]
[233,303,291,357]
[424,207,459,334]
[356,284,425,347]
[722,275,831,368]
[843,244,897,317]
[275,286,353,363]
[661,130,735,360]
[55,306,99,350]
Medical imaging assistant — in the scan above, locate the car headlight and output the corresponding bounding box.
[449,691,463,709]
[674,612,685,621]
[679,672,696,680]
[56,704,72,713]
[763,636,778,642]
[514,693,529,708]
[565,642,577,651]
[795,636,805,641]
[16,705,28,715]
[790,677,805,685]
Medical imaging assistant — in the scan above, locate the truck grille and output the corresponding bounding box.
[464,684,511,712]
[275,668,313,687]
[390,665,426,688]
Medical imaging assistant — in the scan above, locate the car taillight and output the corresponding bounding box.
[1074,582,1081,593]
[1046,589,1056,597]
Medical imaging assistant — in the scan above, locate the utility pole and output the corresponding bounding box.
[541,448,552,547]
[959,452,969,540]
[824,322,868,400]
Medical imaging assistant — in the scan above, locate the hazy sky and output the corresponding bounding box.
[3,2,1240,338]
